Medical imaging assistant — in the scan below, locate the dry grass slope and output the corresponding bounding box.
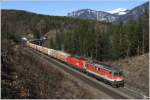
[1,42,105,99]
[111,54,149,96]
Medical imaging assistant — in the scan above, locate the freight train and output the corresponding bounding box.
[26,41,126,87]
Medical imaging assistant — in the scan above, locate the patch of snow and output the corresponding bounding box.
[77,11,85,16]
[117,11,127,15]
[87,9,96,14]
[107,8,128,15]
[90,10,96,13]
[22,37,27,41]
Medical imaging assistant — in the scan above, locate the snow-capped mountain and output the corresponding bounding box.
[68,9,119,22]
[107,8,130,15]
[67,2,149,23]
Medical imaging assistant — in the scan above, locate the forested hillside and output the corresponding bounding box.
[2,10,109,99]
[2,8,149,62]
[49,9,149,61]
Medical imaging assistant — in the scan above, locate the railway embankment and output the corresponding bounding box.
[1,43,109,99]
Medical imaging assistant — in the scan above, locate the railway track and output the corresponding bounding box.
[25,47,144,99]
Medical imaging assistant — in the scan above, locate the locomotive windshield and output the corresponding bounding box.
[113,71,124,76]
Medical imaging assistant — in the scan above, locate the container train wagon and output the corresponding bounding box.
[26,41,126,87]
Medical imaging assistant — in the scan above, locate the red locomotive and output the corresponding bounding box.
[27,41,126,87]
[66,56,125,87]
[66,56,87,69]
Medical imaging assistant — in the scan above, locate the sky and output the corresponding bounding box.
[1,0,148,16]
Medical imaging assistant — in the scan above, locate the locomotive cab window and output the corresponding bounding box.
[113,71,123,76]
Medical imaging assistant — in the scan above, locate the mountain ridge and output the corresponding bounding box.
[67,2,149,23]
[68,9,119,22]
